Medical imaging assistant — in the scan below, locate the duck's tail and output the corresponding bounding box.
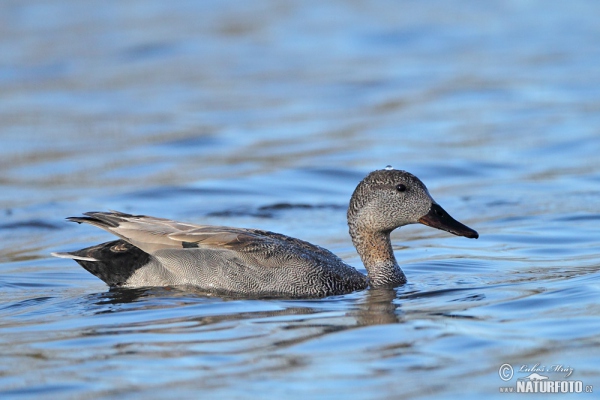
[52,240,150,287]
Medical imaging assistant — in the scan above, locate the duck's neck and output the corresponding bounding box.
[349,226,406,287]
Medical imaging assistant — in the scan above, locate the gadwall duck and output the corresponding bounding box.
[52,168,478,298]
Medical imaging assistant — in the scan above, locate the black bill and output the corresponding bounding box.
[418,203,479,239]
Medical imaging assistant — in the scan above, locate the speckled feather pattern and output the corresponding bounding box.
[53,168,474,298]
[133,232,368,297]
[347,169,433,286]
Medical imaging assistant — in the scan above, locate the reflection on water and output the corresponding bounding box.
[96,286,403,328]
[2,0,600,398]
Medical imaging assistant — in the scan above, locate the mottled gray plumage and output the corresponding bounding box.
[52,168,478,298]
[347,169,435,287]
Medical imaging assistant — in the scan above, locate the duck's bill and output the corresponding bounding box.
[418,203,479,239]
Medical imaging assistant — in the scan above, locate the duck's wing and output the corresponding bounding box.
[66,211,279,255]
[67,211,206,253]
[168,226,277,248]
[168,227,340,260]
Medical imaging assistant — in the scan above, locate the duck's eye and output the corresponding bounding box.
[396,184,407,192]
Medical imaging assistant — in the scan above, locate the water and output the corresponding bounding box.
[1,1,600,398]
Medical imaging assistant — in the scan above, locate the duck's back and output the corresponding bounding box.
[144,229,368,297]
[57,212,367,298]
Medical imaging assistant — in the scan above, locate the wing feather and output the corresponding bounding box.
[67,211,282,255]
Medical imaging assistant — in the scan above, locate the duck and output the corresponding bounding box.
[52,167,478,298]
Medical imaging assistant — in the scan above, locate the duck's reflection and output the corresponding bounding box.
[90,285,402,329]
[353,287,402,326]
[80,286,410,378]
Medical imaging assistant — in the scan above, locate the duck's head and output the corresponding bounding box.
[347,167,478,239]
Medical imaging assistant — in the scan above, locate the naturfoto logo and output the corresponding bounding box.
[498,363,592,394]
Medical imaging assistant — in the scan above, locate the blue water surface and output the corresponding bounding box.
[1,1,600,399]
